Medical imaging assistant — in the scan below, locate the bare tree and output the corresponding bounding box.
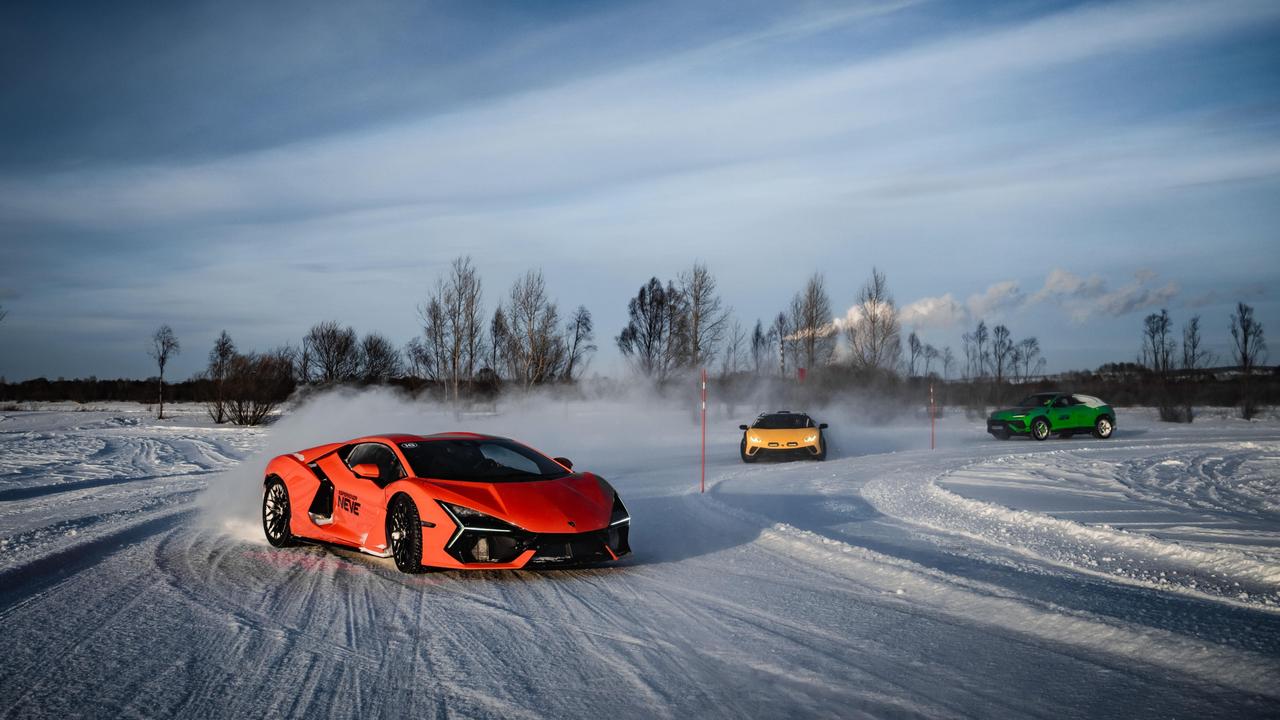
[789,273,836,372]
[303,321,360,384]
[991,324,1013,383]
[0,304,7,324]
[148,325,180,419]
[923,343,939,378]
[749,319,768,375]
[772,312,789,377]
[561,305,597,381]
[907,331,922,377]
[206,330,236,423]
[1140,309,1176,376]
[678,263,731,370]
[505,270,565,388]
[961,332,974,380]
[360,333,402,383]
[226,347,296,426]
[1181,315,1214,371]
[845,267,900,373]
[617,278,685,383]
[976,320,990,378]
[720,319,747,376]
[942,346,955,380]
[295,343,314,384]
[1231,302,1267,419]
[1016,337,1044,380]
[1177,315,1212,423]
[489,306,509,376]
[415,257,485,400]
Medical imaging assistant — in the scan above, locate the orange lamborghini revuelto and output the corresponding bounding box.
[261,433,631,573]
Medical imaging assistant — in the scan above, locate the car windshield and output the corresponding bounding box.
[1016,393,1058,408]
[753,414,813,429]
[398,438,570,482]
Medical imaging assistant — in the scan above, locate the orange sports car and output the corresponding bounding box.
[261,432,631,573]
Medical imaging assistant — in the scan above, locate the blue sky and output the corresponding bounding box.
[1,0,1278,381]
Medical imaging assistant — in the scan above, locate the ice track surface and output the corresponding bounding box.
[1,401,1278,719]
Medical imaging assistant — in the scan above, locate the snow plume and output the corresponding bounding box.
[197,385,699,540]
[899,293,967,330]
[1033,268,1180,323]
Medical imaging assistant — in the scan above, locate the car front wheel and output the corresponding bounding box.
[262,477,295,548]
[740,438,757,463]
[387,495,425,573]
[1093,416,1114,439]
[1031,418,1050,441]
[813,436,827,461]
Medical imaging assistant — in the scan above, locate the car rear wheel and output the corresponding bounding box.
[1031,418,1050,441]
[262,477,295,548]
[387,495,425,573]
[740,438,757,464]
[1093,416,1114,439]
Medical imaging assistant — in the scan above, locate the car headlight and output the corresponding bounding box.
[610,494,630,527]
[804,434,817,443]
[438,501,522,533]
[749,436,762,443]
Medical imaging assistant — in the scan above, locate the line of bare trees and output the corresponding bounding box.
[615,263,731,383]
[1138,303,1267,420]
[409,260,597,395]
[131,262,1270,423]
[959,320,1043,385]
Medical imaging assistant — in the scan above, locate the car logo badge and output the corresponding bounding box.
[567,521,576,527]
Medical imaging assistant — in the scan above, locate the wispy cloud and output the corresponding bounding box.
[1030,268,1180,323]
[2,0,1278,379]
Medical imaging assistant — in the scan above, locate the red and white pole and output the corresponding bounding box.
[930,382,936,451]
[700,368,707,494]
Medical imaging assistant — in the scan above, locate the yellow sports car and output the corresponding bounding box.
[738,411,828,463]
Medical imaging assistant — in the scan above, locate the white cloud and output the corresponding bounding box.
[1033,268,1180,323]
[966,281,1024,320]
[1032,269,1106,303]
[3,0,1279,234]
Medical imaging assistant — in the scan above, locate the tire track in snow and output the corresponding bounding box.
[872,443,1280,608]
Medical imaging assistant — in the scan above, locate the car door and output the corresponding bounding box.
[329,443,400,548]
[1069,395,1095,429]
[1050,396,1073,427]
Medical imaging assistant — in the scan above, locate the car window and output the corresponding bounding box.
[754,414,812,429]
[478,444,542,475]
[346,443,404,483]
[399,438,569,482]
[1053,397,1070,408]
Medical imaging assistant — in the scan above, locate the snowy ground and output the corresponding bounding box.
[2,395,1278,718]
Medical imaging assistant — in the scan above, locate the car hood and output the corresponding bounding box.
[416,472,613,534]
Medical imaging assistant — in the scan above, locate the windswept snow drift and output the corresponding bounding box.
[2,397,1279,718]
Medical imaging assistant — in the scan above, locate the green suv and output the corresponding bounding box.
[987,392,1115,441]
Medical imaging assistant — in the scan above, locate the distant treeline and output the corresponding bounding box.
[1,259,1271,423]
[4,363,1276,411]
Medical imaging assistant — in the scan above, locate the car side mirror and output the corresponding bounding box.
[819,423,828,429]
[351,462,380,479]
[554,456,573,470]
[739,425,749,430]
